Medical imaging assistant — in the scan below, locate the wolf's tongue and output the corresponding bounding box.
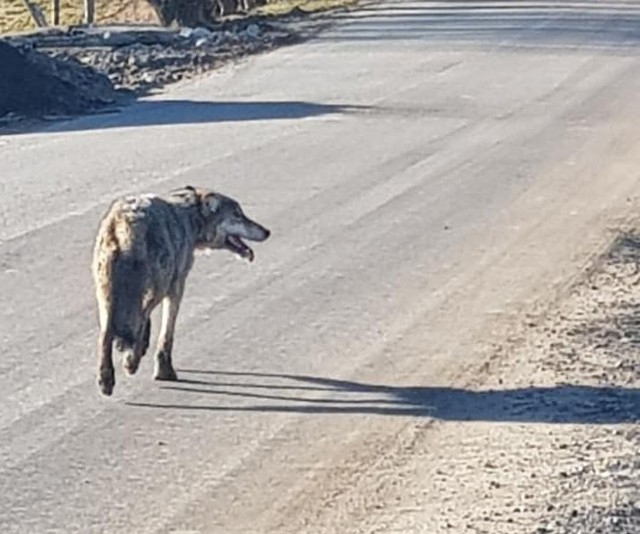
[230,235,254,262]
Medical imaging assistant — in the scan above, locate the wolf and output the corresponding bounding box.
[92,185,270,396]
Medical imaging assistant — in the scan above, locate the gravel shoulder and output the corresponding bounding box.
[494,231,640,534]
[413,229,640,533]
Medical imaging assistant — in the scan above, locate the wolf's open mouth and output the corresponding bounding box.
[225,235,254,262]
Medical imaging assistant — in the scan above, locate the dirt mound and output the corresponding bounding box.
[0,40,120,119]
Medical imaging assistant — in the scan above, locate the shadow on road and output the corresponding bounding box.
[322,0,640,50]
[3,99,363,136]
[128,370,640,424]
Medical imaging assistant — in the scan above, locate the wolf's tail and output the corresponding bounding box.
[110,252,147,351]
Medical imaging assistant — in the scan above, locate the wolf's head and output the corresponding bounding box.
[171,185,270,262]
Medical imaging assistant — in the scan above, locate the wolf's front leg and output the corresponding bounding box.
[153,282,185,382]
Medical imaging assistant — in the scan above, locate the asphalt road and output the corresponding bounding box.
[2,1,640,532]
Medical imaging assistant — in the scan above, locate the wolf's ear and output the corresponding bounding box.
[203,193,220,215]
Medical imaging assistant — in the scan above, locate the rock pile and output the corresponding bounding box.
[0,40,120,119]
[74,21,295,93]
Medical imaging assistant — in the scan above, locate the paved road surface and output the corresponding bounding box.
[2,1,640,532]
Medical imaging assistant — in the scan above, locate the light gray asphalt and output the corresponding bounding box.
[2,1,640,532]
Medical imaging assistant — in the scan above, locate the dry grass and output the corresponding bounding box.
[0,0,355,34]
[0,0,157,34]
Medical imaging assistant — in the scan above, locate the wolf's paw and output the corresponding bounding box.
[154,365,178,382]
[98,368,115,396]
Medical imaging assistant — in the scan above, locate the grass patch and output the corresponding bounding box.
[0,0,157,34]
